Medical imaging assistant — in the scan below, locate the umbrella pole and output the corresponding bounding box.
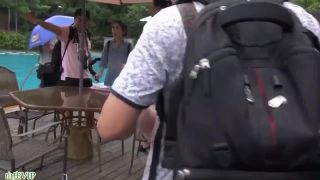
[79,0,87,95]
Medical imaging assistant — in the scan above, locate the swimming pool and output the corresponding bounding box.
[0,50,104,90]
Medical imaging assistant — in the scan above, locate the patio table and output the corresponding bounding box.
[9,86,108,112]
[9,86,109,179]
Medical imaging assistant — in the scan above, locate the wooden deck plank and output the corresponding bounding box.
[72,137,147,180]
[36,140,125,180]
[0,114,147,180]
[110,155,147,180]
[69,142,131,179]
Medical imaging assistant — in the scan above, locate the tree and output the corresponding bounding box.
[0,0,149,50]
[294,0,320,11]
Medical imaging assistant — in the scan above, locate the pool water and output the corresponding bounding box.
[0,50,105,90]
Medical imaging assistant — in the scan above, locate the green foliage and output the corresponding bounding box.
[294,0,320,10]
[0,31,27,50]
[86,3,149,42]
[91,36,104,51]
[124,5,149,38]
[1,0,17,8]
[0,0,150,50]
[1,0,319,51]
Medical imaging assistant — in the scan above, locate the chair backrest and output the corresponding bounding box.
[0,66,19,93]
[0,66,19,107]
[0,108,14,161]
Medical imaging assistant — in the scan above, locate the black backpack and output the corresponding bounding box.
[153,0,320,179]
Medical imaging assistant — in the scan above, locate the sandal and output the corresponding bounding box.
[138,144,150,153]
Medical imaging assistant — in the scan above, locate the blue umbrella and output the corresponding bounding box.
[28,15,74,49]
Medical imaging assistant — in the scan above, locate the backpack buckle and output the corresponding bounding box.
[189,64,201,79]
[189,58,211,79]
[176,169,191,180]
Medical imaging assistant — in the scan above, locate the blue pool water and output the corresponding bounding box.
[0,50,105,90]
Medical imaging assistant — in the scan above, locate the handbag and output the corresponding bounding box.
[36,62,54,79]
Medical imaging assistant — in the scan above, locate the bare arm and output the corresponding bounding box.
[24,12,62,36]
[95,66,104,80]
[97,93,141,141]
[96,43,109,80]
[44,39,55,52]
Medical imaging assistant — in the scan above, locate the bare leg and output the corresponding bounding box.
[138,105,157,149]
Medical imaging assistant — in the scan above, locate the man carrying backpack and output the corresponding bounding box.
[24,8,93,87]
[97,0,320,179]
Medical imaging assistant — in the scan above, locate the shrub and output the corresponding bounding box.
[0,31,28,50]
[91,36,104,51]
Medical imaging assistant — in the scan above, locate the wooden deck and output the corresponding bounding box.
[0,109,147,180]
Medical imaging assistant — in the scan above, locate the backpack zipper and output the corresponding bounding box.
[189,48,237,79]
[255,69,277,146]
[244,74,255,103]
[188,48,238,95]
[199,59,211,95]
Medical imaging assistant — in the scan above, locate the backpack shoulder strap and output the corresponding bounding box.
[68,26,75,41]
[126,42,131,57]
[177,3,198,37]
[105,40,111,65]
[305,29,320,50]
[106,40,111,50]
[87,30,91,40]
[61,26,74,62]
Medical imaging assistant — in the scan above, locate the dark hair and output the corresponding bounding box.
[74,8,90,19]
[111,20,128,37]
[154,0,172,8]
[174,0,191,4]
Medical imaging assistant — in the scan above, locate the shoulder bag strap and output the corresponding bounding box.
[61,26,74,62]
[177,3,198,37]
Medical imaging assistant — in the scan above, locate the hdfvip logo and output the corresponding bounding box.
[5,171,36,180]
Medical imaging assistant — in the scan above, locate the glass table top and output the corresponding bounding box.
[9,86,109,112]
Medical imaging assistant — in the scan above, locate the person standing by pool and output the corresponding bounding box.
[24,8,93,87]
[95,20,132,86]
[24,9,95,139]
[36,38,57,87]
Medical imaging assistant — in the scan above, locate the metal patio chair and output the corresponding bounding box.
[0,66,56,134]
[0,107,64,172]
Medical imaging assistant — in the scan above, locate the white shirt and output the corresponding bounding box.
[111,2,320,180]
[59,27,91,80]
